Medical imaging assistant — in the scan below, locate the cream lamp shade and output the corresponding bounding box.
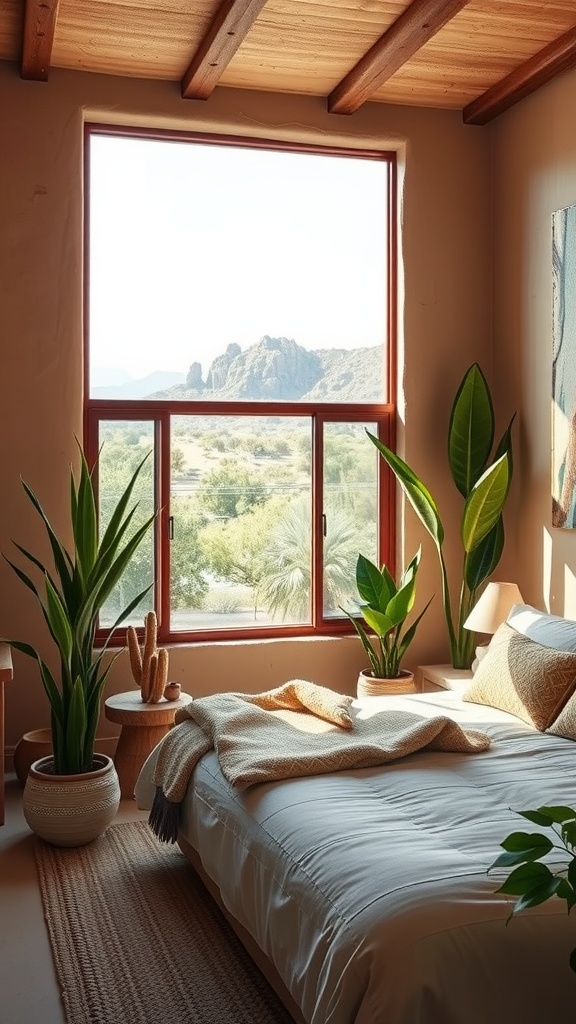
[464,582,524,671]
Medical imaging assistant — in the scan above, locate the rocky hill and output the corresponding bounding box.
[149,335,383,402]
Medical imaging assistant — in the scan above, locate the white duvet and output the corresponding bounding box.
[135,690,576,1023]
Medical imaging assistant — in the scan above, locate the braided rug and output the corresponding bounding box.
[34,821,294,1024]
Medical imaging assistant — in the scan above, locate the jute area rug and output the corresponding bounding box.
[34,820,295,1024]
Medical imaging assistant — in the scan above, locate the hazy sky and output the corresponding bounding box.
[88,134,389,380]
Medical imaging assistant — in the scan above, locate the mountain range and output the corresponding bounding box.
[149,336,383,403]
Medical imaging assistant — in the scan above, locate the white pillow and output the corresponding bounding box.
[506,603,576,653]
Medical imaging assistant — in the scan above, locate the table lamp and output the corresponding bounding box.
[464,581,524,671]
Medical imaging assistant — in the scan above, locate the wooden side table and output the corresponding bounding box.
[418,664,473,694]
[104,690,192,799]
[0,644,14,825]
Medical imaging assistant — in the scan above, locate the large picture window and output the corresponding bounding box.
[85,125,396,643]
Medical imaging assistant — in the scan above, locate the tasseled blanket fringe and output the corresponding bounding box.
[149,786,180,843]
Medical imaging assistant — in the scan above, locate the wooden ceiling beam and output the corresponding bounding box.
[464,24,576,125]
[21,0,61,81]
[328,0,472,115]
[182,0,269,100]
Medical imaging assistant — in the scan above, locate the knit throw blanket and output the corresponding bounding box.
[149,679,490,843]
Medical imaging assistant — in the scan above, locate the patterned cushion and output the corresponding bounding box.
[462,622,576,729]
[546,691,576,740]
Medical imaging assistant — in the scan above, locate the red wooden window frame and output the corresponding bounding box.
[83,125,397,645]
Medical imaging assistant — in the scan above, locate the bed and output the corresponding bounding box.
[134,607,576,1023]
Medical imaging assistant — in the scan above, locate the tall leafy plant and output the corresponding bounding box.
[4,445,155,774]
[367,364,515,669]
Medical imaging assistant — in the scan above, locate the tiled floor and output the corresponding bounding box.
[0,773,147,1024]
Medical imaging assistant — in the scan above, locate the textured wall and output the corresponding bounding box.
[0,60,492,748]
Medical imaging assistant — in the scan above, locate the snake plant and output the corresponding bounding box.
[367,363,515,669]
[3,444,155,774]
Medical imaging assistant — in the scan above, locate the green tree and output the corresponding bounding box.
[170,495,210,609]
[199,497,289,617]
[197,459,269,518]
[260,496,358,620]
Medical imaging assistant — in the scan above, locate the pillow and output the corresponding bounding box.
[506,603,576,652]
[462,622,576,729]
[546,691,576,740]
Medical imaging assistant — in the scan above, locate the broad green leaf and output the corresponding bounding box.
[387,575,416,622]
[519,806,576,826]
[461,455,510,552]
[493,414,516,497]
[366,433,444,547]
[464,518,504,591]
[496,861,554,896]
[448,363,494,497]
[501,831,554,856]
[361,605,395,636]
[513,877,564,913]
[490,849,537,870]
[356,555,388,607]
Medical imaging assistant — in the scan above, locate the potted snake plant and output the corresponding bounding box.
[3,443,155,845]
[341,547,432,696]
[367,363,515,669]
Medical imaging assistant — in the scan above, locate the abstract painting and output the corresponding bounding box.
[552,204,576,528]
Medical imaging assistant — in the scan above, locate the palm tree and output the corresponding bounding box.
[260,496,358,620]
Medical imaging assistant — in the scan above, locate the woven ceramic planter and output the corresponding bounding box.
[23,754,121,847]
[357,669,415,698]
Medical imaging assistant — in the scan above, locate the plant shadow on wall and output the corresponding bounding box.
[2,442,155,845]
[368,364,516,669]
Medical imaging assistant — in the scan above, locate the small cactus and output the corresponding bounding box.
[127,612,169,703]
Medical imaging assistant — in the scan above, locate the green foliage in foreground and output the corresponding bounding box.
[3,445,155,774]
[489,805,576,974]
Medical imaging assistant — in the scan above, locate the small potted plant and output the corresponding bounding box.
[341,547,432,696]
[3,442,155,846]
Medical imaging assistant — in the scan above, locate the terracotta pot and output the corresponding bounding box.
[13,728,53,787]
[357,668,415,697]
[22,753,121,847]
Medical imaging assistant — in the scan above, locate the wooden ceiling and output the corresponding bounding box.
[2,0,576,125]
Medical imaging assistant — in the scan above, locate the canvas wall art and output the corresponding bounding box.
[552,204,576,528]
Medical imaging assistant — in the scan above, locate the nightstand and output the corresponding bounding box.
[105,690,193,798]
[418,664,473,694]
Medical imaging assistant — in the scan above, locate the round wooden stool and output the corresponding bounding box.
[104,689,193,799]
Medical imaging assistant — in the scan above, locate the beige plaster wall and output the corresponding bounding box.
[491,65,576,618]
[0,60,492,749]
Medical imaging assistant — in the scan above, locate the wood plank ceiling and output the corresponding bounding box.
[1,0,575,125]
